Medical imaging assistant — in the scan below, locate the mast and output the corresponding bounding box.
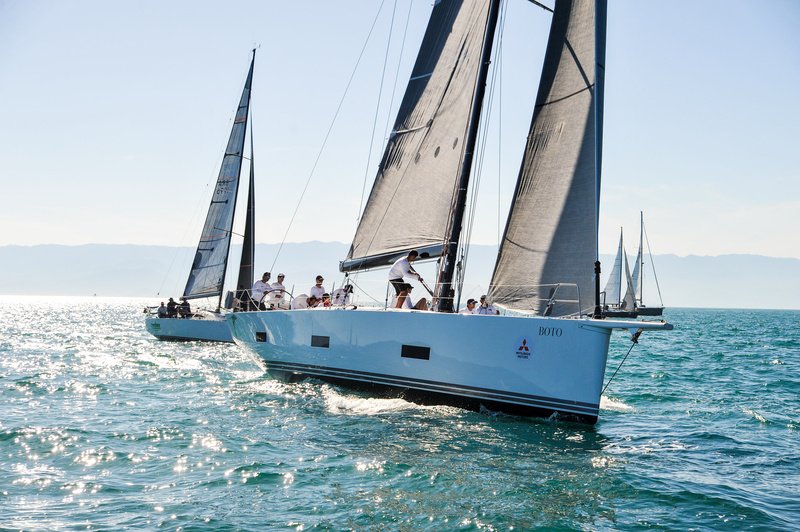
[638,210,644,304]
[434,0,502,313]
[592,0,605,318]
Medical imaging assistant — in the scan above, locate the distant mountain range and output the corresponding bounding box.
[2,242,798,310]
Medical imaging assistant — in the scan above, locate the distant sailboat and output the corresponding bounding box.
[602,228,637,318]
[631,211,665,316]
[228,0,672,424]
[146,51,256,342]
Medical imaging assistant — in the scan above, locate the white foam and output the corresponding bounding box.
[600,395,634,412]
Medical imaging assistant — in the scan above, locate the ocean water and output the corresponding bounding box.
[1,297,798,531]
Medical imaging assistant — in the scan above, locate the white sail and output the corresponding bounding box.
[621,249,636,310]
[603,230,623,306]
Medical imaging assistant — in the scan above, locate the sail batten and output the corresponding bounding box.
[489,0,606,316]
[341,0,494,273]
[183,56,254,302]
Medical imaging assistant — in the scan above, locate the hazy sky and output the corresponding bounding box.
[1,0,798,259]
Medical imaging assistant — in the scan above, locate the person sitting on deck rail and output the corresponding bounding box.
[388,250,422,309]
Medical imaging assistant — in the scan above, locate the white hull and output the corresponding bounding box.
[146,312,233,342]
[228,308,671,423]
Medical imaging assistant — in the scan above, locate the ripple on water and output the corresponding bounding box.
[0,299,799,529]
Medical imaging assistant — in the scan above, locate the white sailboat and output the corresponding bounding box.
[602,228,638,318]
[228,0,672,424]
[631,211,665,316]
[146,51,257,342]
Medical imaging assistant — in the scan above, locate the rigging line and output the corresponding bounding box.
[382,0,414,143]
[601,329,642,396]
[456,0,507,304]
[357,0,399,221]
[643,223,664,305]
[158,61,252,297]
[269,0,389,273]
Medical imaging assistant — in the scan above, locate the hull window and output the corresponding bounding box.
[255,332,267,342]
[401,345,430,360]
[311,335,330,348]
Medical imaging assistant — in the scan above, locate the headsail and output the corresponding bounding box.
[489,0,606,316]
[340,0,495,273]
[183,55,255,301]
[235,121,256,294]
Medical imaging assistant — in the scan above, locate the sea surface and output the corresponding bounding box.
[1,297,798,531]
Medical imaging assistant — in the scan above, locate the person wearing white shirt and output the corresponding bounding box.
[475,295,499,315]
[459,299,477,314]
[269,273,287,307]
[388,250,422,309]
[309,275,326,299]
[252,272,271,310]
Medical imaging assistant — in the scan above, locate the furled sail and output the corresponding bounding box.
[341,0,494,272]
[489,0,606,316]
[183,56,254,300]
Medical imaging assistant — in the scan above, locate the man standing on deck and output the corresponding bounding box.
[252,272,271,310]
[388,250,423,309]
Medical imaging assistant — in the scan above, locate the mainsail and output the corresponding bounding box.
[489,0,606,316]
[341,0,495,272]
[183,55,254,301]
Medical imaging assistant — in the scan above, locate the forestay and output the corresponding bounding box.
[489,0,606,316]
[341,0,493,272]
[184,57,254,300]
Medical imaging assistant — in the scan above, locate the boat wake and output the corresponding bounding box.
[322,387,419,415]
[600,395,634,412]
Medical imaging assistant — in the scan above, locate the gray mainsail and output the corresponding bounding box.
[489,0,606,316]
[340,0,495,273]
[183,55,254,301]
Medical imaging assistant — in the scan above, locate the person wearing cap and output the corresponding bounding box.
[475,295,499,315]
[460,298,477,315]
[270,273,287,307]
[395,285,428,311]
[388,250,423,309]
[309,275,326,300]
[252,272,271,310]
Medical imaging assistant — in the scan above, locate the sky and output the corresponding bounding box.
[1,0,799,260]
